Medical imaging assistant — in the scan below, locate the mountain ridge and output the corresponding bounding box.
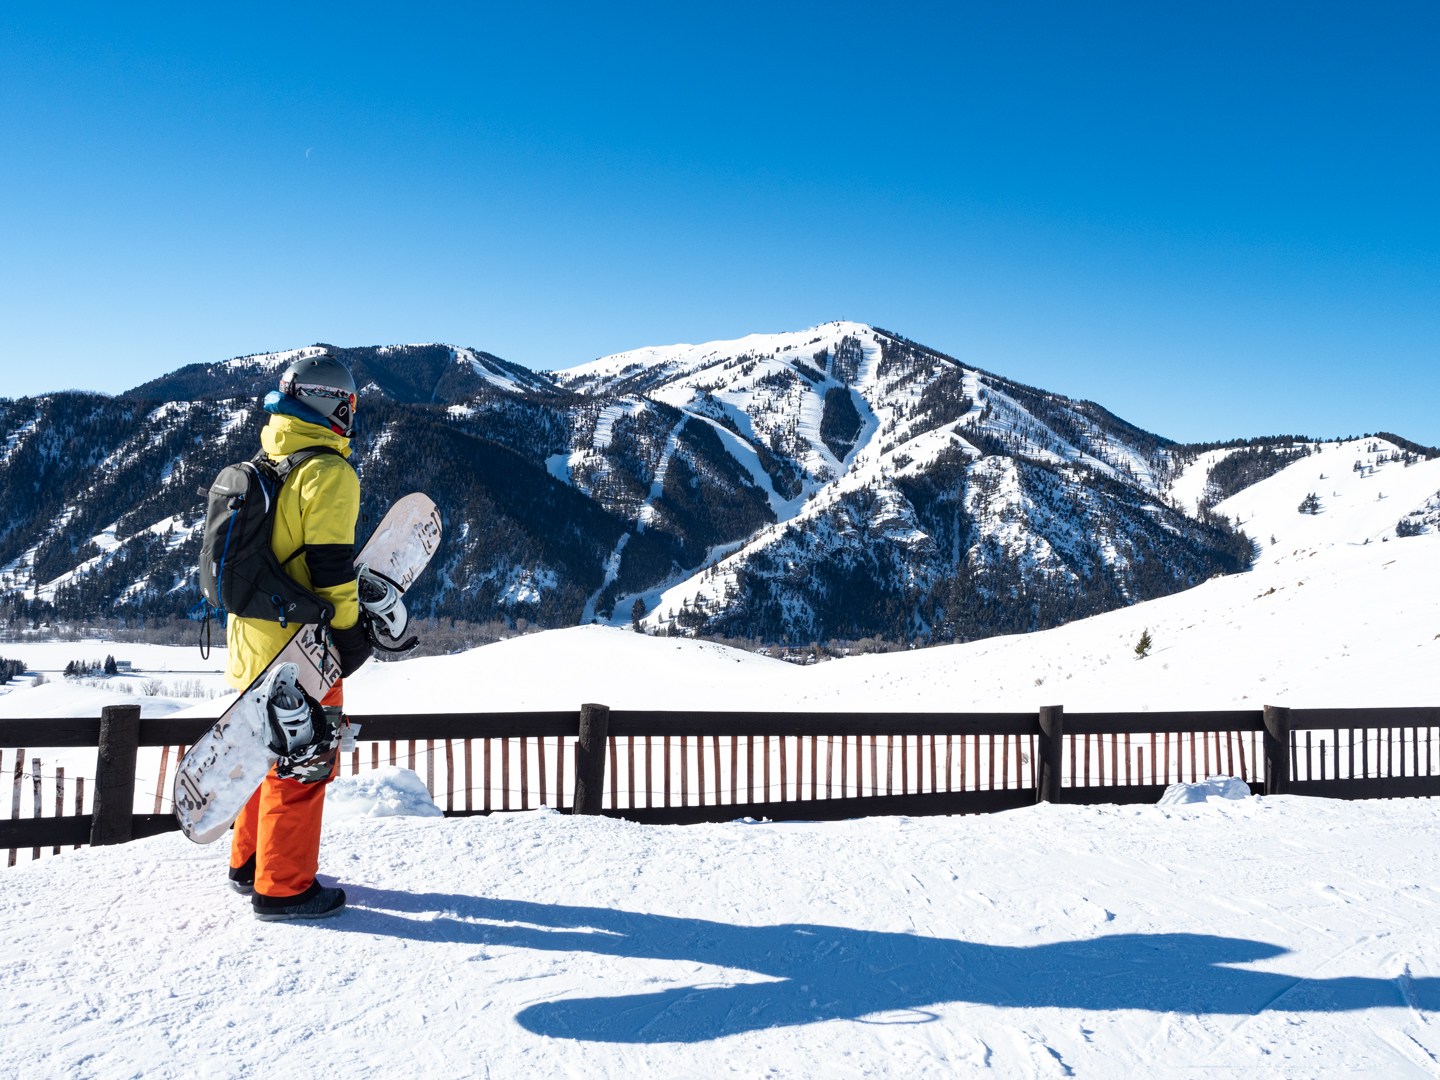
[0,322,1433,646]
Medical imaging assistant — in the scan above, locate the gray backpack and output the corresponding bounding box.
[197,447,347,627]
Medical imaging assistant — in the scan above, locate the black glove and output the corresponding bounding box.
[330,621,372,679]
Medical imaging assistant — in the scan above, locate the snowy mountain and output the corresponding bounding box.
[0,324,1433,645]
[553,322,1255,642]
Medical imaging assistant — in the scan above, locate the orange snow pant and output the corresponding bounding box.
[229,681,342,899]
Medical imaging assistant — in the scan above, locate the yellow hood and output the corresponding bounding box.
[259,413,353,461]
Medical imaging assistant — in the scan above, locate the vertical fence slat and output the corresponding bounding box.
[778,735,787,802]
[74,777,85,850]
[483,739,492,813]
[153,746,171,814]
[629,736,638,810]
[520,737,529,811]
[602,734,612,811]
[762,736,769,805]
[886,735,895,796]
[53,767,65,857]
[829,737,840,806]
[446,738,456,812]
[556,734,566,810]
[812,735,821,800]
[463,740,472,812]
[501,738,510,810]
[31,757,41,860]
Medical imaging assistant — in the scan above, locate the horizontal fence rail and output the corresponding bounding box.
[2,703,1437,862]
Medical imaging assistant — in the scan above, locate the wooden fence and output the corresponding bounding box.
[3,703,1438,863]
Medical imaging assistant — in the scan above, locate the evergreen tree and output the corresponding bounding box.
[1134,629,1153,659]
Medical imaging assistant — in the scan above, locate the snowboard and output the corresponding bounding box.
[174,492,441,844]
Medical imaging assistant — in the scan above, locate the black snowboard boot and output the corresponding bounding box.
[252,881,346,922]
[228,854,256,895]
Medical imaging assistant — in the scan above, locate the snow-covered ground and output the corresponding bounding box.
[3,443,1439,1075]
[7,781,1440,1076]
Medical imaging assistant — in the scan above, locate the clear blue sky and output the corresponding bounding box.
[2,2,1436,445]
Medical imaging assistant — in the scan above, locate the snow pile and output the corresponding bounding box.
[1158,776,1252,805]
[325,766,443,821]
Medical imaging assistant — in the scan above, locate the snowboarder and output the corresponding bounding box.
[225,351,371,920]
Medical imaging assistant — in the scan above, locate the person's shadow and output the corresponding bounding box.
[325,885,1435,1043]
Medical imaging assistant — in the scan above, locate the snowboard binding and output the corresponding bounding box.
[259,663,338,783]
[357,564,419,654]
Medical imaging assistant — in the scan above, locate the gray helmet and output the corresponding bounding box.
[278,352,357,437]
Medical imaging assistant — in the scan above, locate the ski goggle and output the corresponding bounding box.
[284,381,357,433]
[289,382,356,410]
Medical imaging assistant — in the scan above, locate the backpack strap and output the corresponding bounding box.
[271,444,349,481]
[270,445,355,574]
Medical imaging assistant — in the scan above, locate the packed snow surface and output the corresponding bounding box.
[8,788,1440,1076]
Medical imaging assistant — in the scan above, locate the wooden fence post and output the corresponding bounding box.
[91,704,141,846]
[1036,705,1064,803]
[574,703,610,815]
[1262,705,1291,796]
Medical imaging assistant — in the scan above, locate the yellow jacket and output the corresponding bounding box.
[225,413,361,689]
